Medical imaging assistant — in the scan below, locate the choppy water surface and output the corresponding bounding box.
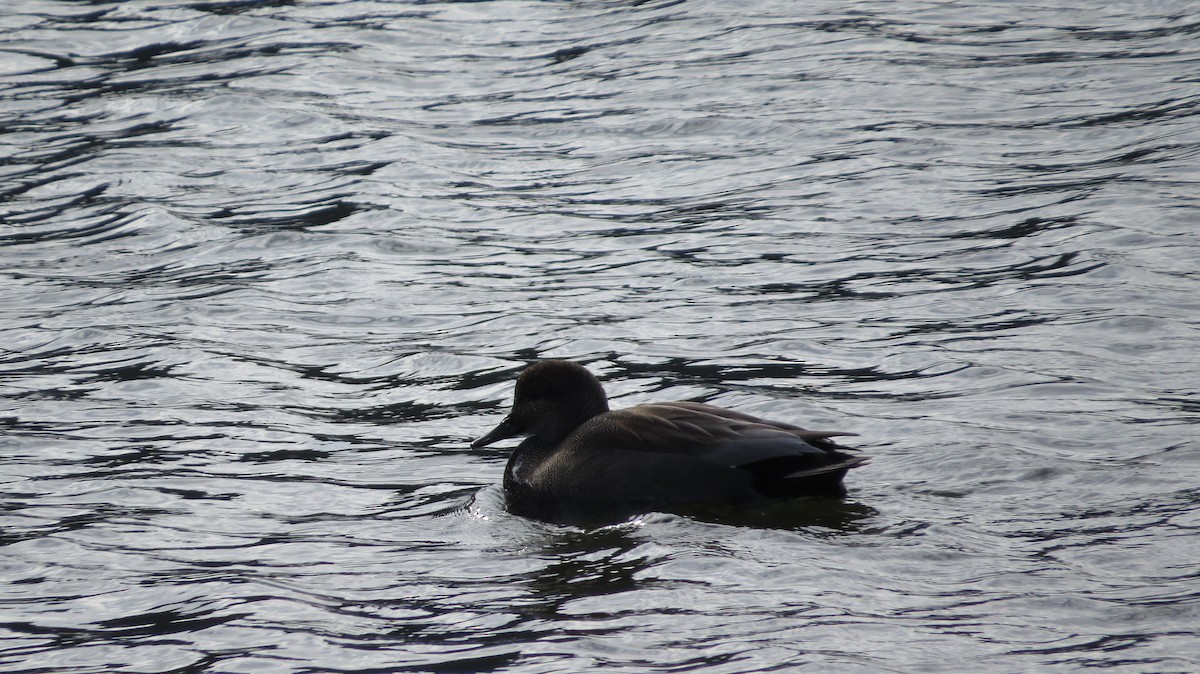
[3,1,1199,672]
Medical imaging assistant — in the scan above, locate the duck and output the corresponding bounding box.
[472,360,867,526]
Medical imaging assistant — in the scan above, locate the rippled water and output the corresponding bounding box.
[3,1,1199,672]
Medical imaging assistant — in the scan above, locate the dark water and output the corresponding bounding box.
[3,1,1199,672]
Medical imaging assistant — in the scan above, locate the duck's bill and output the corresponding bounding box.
[471,415,523,448]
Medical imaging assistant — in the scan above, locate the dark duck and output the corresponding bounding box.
[472,360,867,526]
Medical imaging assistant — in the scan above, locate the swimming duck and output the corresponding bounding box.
[472,360,866,526]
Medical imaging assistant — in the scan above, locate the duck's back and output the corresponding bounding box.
[587,401,858,467]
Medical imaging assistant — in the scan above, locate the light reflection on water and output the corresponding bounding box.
[2,1,1198,672]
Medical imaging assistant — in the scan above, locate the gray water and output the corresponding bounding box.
[2,1,1199,672]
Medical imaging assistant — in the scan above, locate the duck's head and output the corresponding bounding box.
[471,360,610,448]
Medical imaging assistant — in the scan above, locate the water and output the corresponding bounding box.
[2,1,1199,672]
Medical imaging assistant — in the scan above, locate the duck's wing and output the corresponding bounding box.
[585,401,859,469]
[650,401,857,440]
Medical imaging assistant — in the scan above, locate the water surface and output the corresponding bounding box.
[2,1,1199,672]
